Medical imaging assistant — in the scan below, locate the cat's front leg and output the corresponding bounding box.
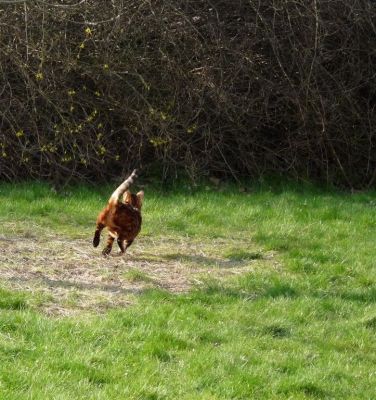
[93,223,105,247]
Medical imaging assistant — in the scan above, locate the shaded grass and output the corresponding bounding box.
[0,180,375,399]
[223,248,263,261]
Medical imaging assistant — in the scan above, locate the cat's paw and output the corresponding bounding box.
[102,247,111,256]
[93,234,100,247]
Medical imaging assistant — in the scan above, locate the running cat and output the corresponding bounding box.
[93,169,143,255]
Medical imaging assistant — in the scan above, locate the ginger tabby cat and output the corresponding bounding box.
[93,169,144,255]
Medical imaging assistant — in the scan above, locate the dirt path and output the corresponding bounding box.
[0,234,275,315]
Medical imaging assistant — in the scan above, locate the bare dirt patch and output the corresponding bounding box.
[0,233,276,315]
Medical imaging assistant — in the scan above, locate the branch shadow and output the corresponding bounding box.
[7,274,145,295]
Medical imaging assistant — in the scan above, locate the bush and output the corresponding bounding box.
[0,0,375,188]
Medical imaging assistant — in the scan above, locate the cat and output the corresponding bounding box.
[93,169,144,255]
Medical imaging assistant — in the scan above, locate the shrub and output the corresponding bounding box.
[0,0,375,188]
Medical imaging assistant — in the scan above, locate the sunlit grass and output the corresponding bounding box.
[0,180,375,399]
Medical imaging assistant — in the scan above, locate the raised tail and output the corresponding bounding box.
[109,169,138,205]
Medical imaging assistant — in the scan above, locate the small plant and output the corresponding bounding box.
[124,269,155,284]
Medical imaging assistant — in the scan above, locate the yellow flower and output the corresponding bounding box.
[79,43,85,49]
[67,89,76,96]
[149,137,169,147]
[35,72,43,81]
[103,64,109,70]
[187,124,197,134]
[16,130,24,138]
[84,27,92,36]
[160,112,167,121]
[87,110,98,122]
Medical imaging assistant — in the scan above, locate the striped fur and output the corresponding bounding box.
[93,169,143,256]
[109,169,138,205]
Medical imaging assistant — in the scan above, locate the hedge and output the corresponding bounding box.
[0,0,375,188]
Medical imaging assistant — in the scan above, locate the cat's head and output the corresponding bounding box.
[123,190,144,210]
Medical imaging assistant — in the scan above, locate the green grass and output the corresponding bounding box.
[124,268,155,284]
[0,180,375,399]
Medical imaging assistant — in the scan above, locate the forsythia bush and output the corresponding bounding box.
[0,0,375,188]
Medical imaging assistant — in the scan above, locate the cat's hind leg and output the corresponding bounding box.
[117,239,133,254]
[124,239,134,252]
[117,239,125,253]
[125,240,133,250]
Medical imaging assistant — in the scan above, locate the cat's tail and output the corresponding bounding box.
[109,169,138,205]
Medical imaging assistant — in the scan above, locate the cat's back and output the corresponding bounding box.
[113,203,142,235]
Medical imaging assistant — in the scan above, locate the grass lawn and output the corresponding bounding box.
[0,180,375,399]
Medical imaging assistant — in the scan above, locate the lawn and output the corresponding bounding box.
[0,180,375,399]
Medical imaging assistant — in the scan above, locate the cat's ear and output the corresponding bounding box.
[123,190,132,202]
[137,191,144,206]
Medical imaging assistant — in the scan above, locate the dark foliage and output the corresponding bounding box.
[0,0,375,188]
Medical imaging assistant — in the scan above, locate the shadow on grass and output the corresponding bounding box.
[163,252,263,268]
[313,288,376,304]
[279,382,329,398]
[201,279,376,306]
[364,316,376,330]
[338,288,376,303]
[198,279,299,303]
[262,324,291,338]
[8,275,145,295]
